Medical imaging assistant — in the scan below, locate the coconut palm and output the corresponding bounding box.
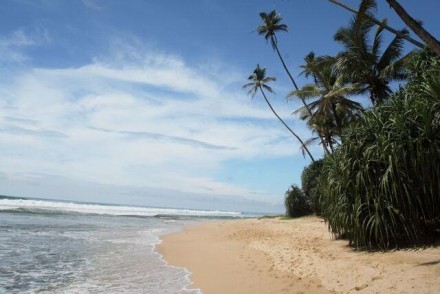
[257,10,330,154]
[334,0,408,105]
[291,54,363,149]
[257,10,298,89]
[243,65,315,162]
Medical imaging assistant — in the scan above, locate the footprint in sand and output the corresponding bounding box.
[354,284,369,291]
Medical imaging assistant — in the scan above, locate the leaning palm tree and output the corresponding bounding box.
[257,10,299,90]
[290,55,363,148]
[334,0,408,105]
[257,10,330,154]
[385,0,440,56]
[243,65,315,162]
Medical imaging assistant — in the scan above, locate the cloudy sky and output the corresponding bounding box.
[0,0,438,213]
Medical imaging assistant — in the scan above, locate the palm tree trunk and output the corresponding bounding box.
[327,0,424,48]
[259,86,315,162]
[330,102,343,142]
[271,37,331,155]
[273,42,300,90]
[328,138,335,152]
[385,0,440,57]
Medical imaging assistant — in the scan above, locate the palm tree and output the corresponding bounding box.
[257,10,330,154]
[243,65,315,162]
[290,55,363,149]
[334,0,408,105]
[257,10,298,89]
[385,0,440,57]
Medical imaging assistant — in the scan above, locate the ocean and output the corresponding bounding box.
[0,196,249,293]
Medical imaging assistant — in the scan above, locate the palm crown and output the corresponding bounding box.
[257,10,288,49]
[243,64,276,97]
[290,54,363,149]
[334,0,408,104]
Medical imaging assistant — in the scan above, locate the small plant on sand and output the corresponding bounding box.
[284,185,311,218]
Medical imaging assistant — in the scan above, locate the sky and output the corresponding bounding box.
[0,0,439,213]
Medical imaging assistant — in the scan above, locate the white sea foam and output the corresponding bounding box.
[0,198,242,217]
[0,201,204,293]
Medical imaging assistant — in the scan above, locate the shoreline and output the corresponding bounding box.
[157,216,440,294]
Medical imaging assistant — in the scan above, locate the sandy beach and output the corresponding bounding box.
[157,217,440,294]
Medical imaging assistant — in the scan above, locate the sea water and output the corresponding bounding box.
[0,196,245,293]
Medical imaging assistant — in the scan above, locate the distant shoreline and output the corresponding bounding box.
[157,217,440,293]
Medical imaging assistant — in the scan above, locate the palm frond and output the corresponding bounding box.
[378,31,406,69]
[257,10,288,49]
[288,84,321,100]
[262,84,274,93]
[372,19,387,60]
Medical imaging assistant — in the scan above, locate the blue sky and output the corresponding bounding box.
[0,0,439,213]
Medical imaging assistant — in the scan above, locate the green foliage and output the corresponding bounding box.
[334,0,408,105]
[301,159,324,215]
[256,10,288,49]
[284,185,311,218]
[320,50,440,250]
[290,54,364,152]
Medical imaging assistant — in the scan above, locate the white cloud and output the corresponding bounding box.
[0,41,313,207]
[0,29,50,64]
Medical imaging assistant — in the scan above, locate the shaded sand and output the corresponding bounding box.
[157,217,440,294]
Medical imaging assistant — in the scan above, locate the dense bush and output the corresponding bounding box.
[301,159,324,215]
[284,185,311,218]
[320,50,440,250]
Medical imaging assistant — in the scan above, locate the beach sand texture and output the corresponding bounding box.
[158,217,440,294]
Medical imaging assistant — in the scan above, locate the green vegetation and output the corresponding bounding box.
[301,160,324,215]
[320,50,440,249]
[284,185,311,218]
[247,0,440,249]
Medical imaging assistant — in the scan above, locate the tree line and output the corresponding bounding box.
[244,0,440,250]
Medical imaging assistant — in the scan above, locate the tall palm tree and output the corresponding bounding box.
[243,65,315,162]
[290,54,363,149]
[334,0,408,105]
[257,10,330,154]
[257,10,298,89]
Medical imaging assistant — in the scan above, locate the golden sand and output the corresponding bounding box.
[157,217,440,294]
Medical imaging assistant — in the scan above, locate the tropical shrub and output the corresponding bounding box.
[320,50,440,250]
[284,185,311,218]
[301,159,324,215]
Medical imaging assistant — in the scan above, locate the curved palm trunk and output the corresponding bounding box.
[271,37,331,155]
[385,0,440,57]
[328,0,424,48]
[259,86,315,162]
[273,42,300,90]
